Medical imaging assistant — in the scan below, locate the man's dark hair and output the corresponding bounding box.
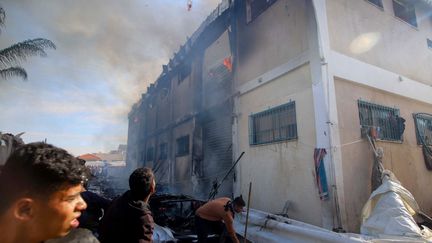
[0,142,89,214]
[129,167,154,200]
[233,195,246,207]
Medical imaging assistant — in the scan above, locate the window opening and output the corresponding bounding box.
[249,101,297,145]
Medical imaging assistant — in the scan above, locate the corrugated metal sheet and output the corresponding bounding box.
[203,116,232,173]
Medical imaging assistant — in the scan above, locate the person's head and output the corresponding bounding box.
[0,142,89,241]
[233,195,246,213]
[128,167,156,201]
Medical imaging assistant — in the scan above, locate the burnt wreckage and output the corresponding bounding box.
[149,194,205,242]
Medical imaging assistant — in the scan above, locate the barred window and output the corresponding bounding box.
[249,101,297,145]
[176,135,189,157]
[414,113,432,146]
[358,100,404,141]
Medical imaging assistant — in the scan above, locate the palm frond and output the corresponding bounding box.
[0,38,56,67]
[0,7,5,28]
[0,67,28,80]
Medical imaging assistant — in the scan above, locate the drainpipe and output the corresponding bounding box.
[309,0,346,231]
[230,0,242,198]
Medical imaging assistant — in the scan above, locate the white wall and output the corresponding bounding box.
[235,64,324,226]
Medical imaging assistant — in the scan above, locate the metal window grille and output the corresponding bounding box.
[204,62,232,85]
[176,135,190,157]
[249,101,297,145]
[358,100,402,141]
[414,113,432,146]
[366,0,383,9]
[146,147,154,161]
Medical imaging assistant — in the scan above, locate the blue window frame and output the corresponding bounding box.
[358,100,403,141]
[249,101,297,145]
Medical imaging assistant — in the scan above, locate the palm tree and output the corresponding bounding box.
[0,6,56,81]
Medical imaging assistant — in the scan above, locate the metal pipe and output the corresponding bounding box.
[208,151,245,200]
[243,182,252,243]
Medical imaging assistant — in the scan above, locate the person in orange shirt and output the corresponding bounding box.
[195,196,245,243]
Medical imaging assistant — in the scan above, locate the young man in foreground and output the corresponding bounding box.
[0,142,89,243]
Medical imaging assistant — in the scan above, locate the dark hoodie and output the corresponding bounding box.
[98,190,154,243]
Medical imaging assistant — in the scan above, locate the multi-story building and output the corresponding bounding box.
[127,0,432,232]
[127,0,234,199]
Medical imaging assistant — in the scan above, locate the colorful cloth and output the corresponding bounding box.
[314,148,329,200]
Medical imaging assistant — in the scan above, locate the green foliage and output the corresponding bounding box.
[0,6,55,81]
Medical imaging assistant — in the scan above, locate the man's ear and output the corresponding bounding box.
[150,179,156,194]
[13,198,34,221]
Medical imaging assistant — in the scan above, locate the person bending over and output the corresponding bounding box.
[195,196,246,243]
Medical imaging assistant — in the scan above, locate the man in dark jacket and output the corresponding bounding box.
[98,167,156,243]
[79,190,111,234]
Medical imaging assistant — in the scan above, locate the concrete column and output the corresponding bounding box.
[309,0,347,230]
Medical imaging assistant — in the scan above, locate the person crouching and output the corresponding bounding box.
[195,196,245,243]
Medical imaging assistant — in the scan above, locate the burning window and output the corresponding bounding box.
[414,113,432,146]
[358,100,404,141]
[246,0,277,24]
[249,101,297,145]
[176,135,189,157]
[392,0,417,27]
[366,0,383,9]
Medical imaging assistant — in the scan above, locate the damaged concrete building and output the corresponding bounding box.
[127,0,432,233]
[127,0,235,199]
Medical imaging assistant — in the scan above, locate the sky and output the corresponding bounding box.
[0,0,220,156]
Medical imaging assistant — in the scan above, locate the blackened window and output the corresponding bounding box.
[392,0,417,27]
[159,143,168,160]
[246,0,277,24]
[427,39,432,49]
[366,0,383,9]
[358,100,404,141]
[176,135,189,156]
[414,113,432,146]
[178,63,191,84]
[249,101,297,145]
[146,147,154,161]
